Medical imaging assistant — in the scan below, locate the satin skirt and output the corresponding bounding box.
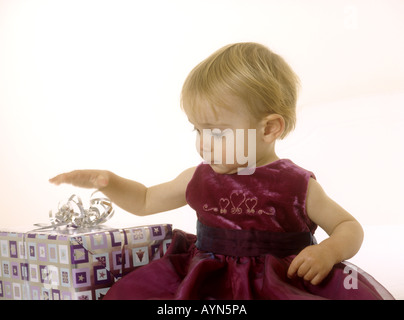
[103,228,394,300]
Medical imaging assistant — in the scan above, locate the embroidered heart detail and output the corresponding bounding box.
[219,198,230,214]
[230,191,246,214]
[245,197,258,214]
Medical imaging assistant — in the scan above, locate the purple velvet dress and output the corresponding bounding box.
[103,159,394,300]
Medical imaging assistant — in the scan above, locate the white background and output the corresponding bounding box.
[1,0,403,297]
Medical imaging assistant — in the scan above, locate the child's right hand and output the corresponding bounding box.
[49,170,110,189]
[50,166,195,216]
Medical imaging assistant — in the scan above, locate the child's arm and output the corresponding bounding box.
[49,167,196,216]
[287,178,364,285]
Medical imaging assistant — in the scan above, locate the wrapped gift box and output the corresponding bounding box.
[0,224,172,300]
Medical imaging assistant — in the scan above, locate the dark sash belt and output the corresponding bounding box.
[196,220,316,257]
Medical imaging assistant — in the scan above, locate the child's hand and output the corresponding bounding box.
[287,244,336,285]
[49,170,109,189]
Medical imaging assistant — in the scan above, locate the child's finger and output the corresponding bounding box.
[50,171,79,185]
[309,273,325,286]
[49,171,85,186]
[302,267,317,282]
[67,170,98,188]
[50,170,108,189]
[287,255,304,278]
[296,261,311,278]
[49,173,66,185]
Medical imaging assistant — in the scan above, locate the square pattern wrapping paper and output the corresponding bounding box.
[0,224,172,300]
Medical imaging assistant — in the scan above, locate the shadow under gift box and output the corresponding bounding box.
[0,224,172,300]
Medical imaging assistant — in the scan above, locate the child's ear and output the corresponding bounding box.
[261,114,285,142]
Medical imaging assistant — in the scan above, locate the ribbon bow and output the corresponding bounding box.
[36,192,114,230]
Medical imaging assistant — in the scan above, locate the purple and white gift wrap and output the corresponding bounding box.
[0,224,172,300]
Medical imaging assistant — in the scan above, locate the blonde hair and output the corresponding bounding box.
[181,42,300,139]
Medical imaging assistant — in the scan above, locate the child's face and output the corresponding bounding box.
[187,99,260,175]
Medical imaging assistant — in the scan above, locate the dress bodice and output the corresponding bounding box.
[186,159,317,233]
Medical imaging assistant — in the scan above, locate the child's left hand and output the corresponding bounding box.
[287,244,336,285]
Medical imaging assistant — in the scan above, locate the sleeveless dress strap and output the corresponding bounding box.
[196,220,316,257]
